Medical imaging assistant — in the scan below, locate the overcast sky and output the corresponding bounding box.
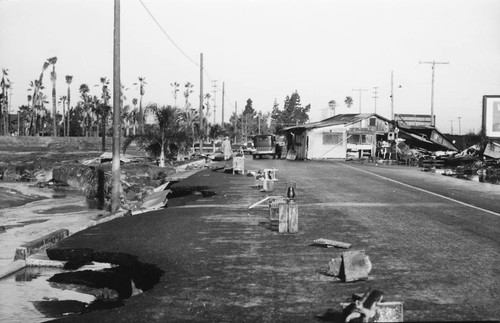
[1,0,499,134]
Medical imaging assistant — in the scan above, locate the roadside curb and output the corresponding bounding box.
[14,229,69,261]
[0,209,131,279]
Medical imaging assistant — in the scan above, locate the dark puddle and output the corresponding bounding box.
[1,219,50,232]
[17,249,164,321]
[36,205,89,215]
[167,185,216,199]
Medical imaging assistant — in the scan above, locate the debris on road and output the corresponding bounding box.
[248,196,270,210]
[313,238,351,249]
[325,250,372,282]
[342,290,383,322]
[341,290,403,322]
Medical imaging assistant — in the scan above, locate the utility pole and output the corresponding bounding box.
[211,80,218,124]
[111,0,121,213]
[199,53,203,144]
[352,88,368,113]
[457,117,462,135]
[372,87,379,114]
[234,101,237,142]
[258,113,261,134]
[390,71,394,120]
[449,120,454,134]
[221,82,225,126]
[419,60,449,126]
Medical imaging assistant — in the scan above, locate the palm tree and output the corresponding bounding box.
[0,69,9,135]
[124,104,182,167]
[179,106,199,150]
[171,82,180,107]
[184,82,194,109]
[65,75,73,136]
[78,84,91,136]
[59,95,67,136]
[344,96,353,109]
[133,77,147,133]
[30,60,50,136]
[37,92,49,136]
[47,57,58,136]
[99,77,111,150]
[132,98,138,135]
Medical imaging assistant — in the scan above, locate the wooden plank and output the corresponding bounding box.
[248,196,270,210]
[287,202,298,233]
[313,238,351,249]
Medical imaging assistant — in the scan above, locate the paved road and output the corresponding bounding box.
[52,157,500,322]
[249,158,500,320]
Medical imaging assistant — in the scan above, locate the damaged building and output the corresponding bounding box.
[283,113,459,161]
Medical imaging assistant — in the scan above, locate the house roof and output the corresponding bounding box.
[283,113,391,131]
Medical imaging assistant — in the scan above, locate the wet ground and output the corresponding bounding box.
[0,182,106,274]
[0,263,118,322]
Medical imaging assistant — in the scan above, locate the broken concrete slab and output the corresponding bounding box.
[313,238,351,249]
[324,250,372,282]
[342,250,372,282]
[139,190,170,210]
[326,257,342,277]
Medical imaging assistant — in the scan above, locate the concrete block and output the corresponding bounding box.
[342,250,370,282]
[327,257,342,277]
[14,229,69,261]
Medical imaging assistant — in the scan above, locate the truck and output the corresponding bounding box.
[252,134,277,159]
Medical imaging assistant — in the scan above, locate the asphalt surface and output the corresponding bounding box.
[50,157,500,322]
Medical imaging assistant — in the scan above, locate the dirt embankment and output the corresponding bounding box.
[0,136,177,209]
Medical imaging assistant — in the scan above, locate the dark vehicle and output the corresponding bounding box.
[252,134,276,159]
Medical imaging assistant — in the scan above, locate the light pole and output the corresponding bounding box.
[457,117,462,135]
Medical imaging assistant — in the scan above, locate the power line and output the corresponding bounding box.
[137,1,238,114]
[138,0,199,66]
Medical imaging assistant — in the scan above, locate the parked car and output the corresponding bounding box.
[252,134,277,159]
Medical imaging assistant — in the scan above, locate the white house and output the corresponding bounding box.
[283,113,392,160]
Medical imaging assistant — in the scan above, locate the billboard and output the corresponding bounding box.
[482,95,500,139]
[394,114,433,126]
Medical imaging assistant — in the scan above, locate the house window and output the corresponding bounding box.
[348,134,373,144]
[323,132,342,145]
[369,117,377,127]
[348,134,360,144]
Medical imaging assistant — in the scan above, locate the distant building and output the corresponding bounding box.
[394,114,433,127]
[283,113,392,160]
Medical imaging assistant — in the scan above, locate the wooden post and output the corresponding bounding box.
[278,203,288,233]
[288,201,298,233]
[263,179,274,192]
[278,201,298,234]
